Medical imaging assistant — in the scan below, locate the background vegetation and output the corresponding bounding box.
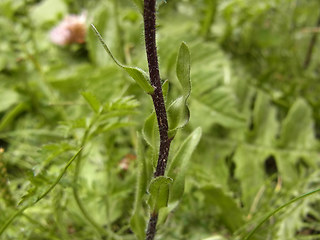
[1,0,320,239]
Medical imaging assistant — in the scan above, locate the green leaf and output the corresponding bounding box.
[199,0,218,38]
[18,148,82,207]
[130,213,146,240]
[0,103,28,131]
[29,0,67,26]
[176,42,191,96]
[234,144,267,210]
[243,188,320,240]
[168,42,192,137]
[142,112,159,148]
[202,185,245,232]
[191,87,246,130]
[91,24,154,94]
[279,98,316,150]
[156,0,167,9]
[147,176,173,213]
[168,97,190,137]
[130,133,151,240]
[162,79,169,102]
[249,91,278,146]
[167,127,202,209]
[0,88,19,112]
[202,236,227,240]
[131,0,143,13]
[1,148,82,237]
[275,99,317,185]
[81,92,101,113]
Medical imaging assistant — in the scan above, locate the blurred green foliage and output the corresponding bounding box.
[0,0,320,239]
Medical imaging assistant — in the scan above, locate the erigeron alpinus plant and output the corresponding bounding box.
[91,0,201,239]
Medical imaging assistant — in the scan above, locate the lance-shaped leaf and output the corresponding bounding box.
[158,128,202,224]
[168,42,191,137]
[91,24,154,94]
[147,176,173,214]
[167,127,202,209]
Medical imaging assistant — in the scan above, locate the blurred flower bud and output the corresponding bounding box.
[119,154,136,171]
[50,12,87,46]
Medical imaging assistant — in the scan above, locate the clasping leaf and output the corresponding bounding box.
[147,176,173,213]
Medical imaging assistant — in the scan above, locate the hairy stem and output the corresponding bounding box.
[144,0,172,239]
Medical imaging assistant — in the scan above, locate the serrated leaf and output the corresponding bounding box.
[18,148,82,207]
[91,24,154,94]
[167,127,202,209]
[147,176,173,213]
[81,92,101,113]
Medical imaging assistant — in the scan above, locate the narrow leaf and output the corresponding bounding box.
[167,127,202,209]
[168,96,190,137]
[167,42,192,137]
[176,42,191,96]
[91,24,154,94]
[244,188,320,240]
[0,103,28,131]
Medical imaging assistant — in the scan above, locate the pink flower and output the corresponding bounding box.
[50,12,87,46]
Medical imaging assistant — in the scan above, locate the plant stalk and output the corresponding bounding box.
[143,0,172,239]
[303,9,320,69]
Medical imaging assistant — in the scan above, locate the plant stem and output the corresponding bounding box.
[0,149,82,237]
[303,9,320,69]
[243,188,320,240]
[144,0,172,239]
[144,0,172,178]
[146,212,158,240]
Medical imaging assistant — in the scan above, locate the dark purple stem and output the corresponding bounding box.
[144,0,172,178]
[144,0,172,239]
